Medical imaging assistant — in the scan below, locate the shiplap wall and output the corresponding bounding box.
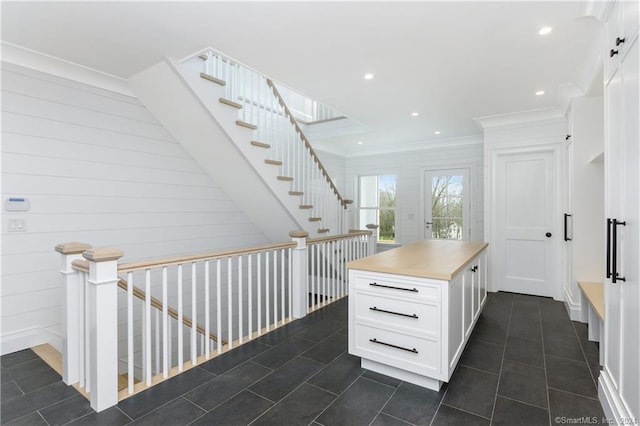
[315,149,347,195]
[1,62,269,354]
[340,142,485,245]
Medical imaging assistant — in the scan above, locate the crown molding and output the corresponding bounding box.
[474,107,564,129]
[1,42,135,97]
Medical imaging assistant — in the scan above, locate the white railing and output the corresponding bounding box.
[56,229,375,412]
[189,49,347,234]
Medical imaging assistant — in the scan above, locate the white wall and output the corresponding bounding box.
[315,149,347,194]
[569,96,605,287]
[1,62,269,354]
[338,141,484,245]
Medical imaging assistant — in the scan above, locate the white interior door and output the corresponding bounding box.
[424,168,470,241]
[495,150,557,297]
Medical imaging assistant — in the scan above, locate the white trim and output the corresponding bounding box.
[599,371,635,426]
[1,326,62,356]
[1,41,135,97]
[475,107,564,129]
[563,286,582,321]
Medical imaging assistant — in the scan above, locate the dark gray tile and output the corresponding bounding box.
[472,320,508,345]
[1,381,23,402]
[129,397,204,426]
[5,412,47,426]
[316,377,395,426]
[539,300,570,320]
[296,319,344,342]
[117,366,214,420]
[492,396,549,426]
[1,358,56,384]
[13,367,61,394]
[510,306,541,324]
[308,353,363,394]
[250,356,324,402]
[200,340,271,375]
[431,404,489,426]
[39,394,93,425]
[190,390,273,426]
[301,332,347,364]
[546,356,598,398]
[371,413,412,426]
[460,338,504,374]
[442,366,498,418]
[254,320,309,346]
[253,337,316,369]
[543,331,585,361]
[548,388,605,425]
[504,336,544,367]
[381,381,443,426]
[252,383,335,425]
[66,406,131,426]
[0,381,78,424]
[184,361,272,410]
[508,320,542,342]
[362,370,402,388]
[542,319,577,337]
[478,305,511,324]
[1,350,39,369]
[498,360,547,408]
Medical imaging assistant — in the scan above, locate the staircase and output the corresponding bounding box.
[129,48,350,241]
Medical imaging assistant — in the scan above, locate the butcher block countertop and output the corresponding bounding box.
[347,240,489,281]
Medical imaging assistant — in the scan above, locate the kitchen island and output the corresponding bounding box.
[347,239,488,391]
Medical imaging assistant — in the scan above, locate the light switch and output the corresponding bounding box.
[8,218,26,232]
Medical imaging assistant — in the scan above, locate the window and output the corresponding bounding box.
[358,175,396,242]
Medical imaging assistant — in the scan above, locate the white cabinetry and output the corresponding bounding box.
[348,247,487,391]
[600,1,639,423]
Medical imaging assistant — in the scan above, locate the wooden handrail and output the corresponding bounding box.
[118,241,297,273]
[266,79,347,209]
[70,260,227,345]
[307,230,371,245]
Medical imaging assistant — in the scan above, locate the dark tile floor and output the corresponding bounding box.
[1,292,605,425]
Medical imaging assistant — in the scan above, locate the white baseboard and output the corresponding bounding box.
[563,286,582,321]
[1,327,62,356]
[599,370,634,425]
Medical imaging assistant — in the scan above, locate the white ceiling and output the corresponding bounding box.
[1,1,602,156]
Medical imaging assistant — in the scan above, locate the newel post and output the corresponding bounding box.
[290,230,309,319]
[366,224,379,256]
[55,242,92,386]
[342,200,354,234]
[83,247,124,412]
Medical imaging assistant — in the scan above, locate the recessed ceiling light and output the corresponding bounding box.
[536,90,545,96]
[364,73,374,80]
[538,27,552,35]
[411,112,419,117]
[357,141,364,145]
[434,131,441,135]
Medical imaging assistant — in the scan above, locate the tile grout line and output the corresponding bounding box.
[368,381,401,426]
[489,294,515,425]
[540,303,553,426]
[571,320,600,389]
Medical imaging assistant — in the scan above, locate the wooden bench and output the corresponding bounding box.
[578,281,604,365]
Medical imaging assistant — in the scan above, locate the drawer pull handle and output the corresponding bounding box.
[369,282,418,292]
[369,338,418,354]
[370,306,418,319]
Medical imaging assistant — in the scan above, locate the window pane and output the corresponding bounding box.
[359,176,378,208]
[359,209,378,229]
[431,175,463,240]
[379,209,395,241]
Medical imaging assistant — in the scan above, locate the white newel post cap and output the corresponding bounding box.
[55,242,92,255]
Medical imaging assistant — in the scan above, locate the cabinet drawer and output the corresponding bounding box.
[353,292,440,337]
[352,273,441,302]
[351,323,442,378]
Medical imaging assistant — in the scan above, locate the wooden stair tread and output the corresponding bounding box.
[265,159,283,166]
[200,73,226,86]
[236,120,257,130]
[318,228,330,233]
[309,217,321,222]
[289,191,304,196]
[219,98,242,109]
[277,176,294,181]
[299,205,313,209]
[251,141,271,149]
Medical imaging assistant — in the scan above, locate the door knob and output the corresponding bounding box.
[545,232,552,238]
